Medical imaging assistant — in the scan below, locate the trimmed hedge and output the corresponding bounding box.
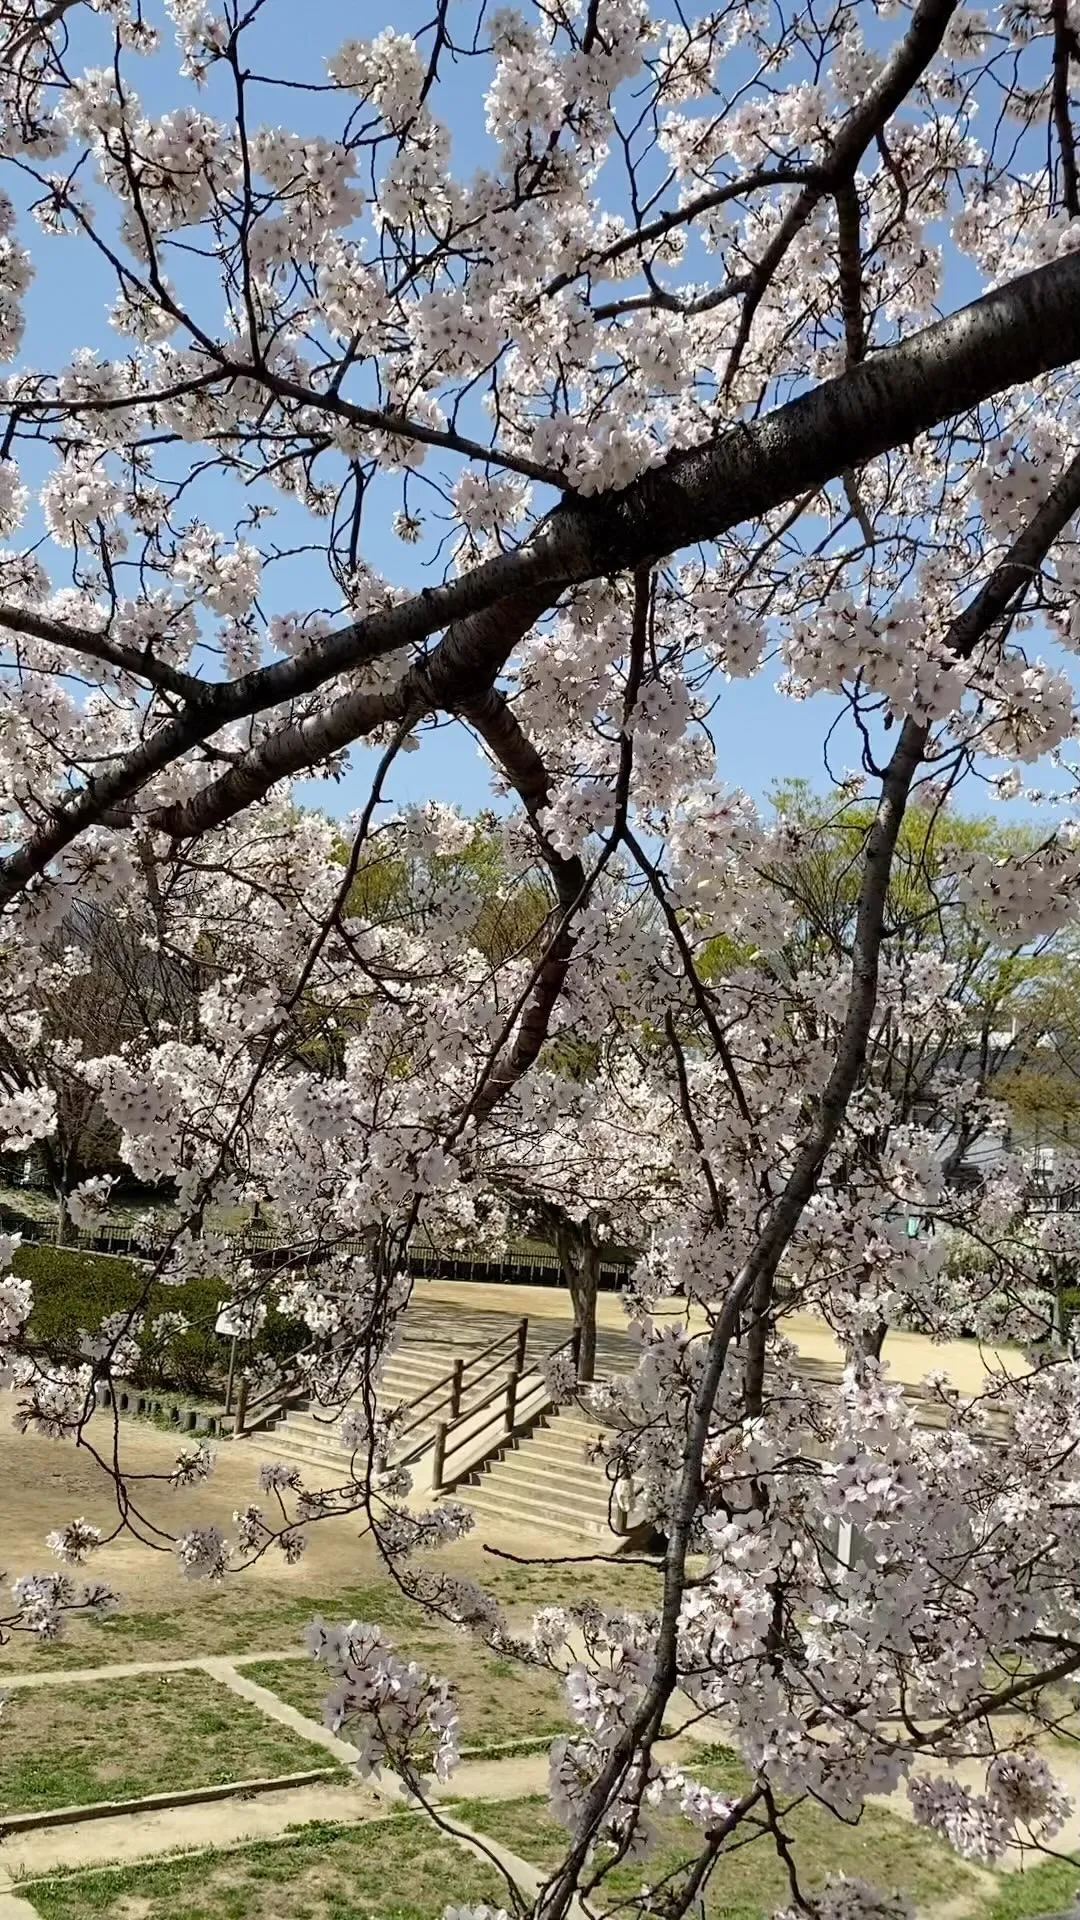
[15,1243,305,1401]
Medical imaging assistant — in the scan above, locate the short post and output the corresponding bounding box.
[570,1326,582,1378]
[224,1335,238,1416]
[506,1369,519,1435]
[432,1421,447,1491]
[450,1357,464,1419]
[515,1315,528,1372]
[234,1375,248,1437]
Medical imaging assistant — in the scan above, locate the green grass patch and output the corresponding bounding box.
[0,1581,431,1672]
[981,1856,1080,1920]
[0,1557,663,1673]
[22,1813,506,1920]
[452,1751,984,1920]
[0,1670,334,1814]
[247,1630,569,1756]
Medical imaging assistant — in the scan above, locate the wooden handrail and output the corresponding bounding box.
[432,1325,581,1491]
[236,1315,532,1450]
[391,1317,528,1442]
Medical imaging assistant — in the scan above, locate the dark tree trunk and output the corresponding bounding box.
[858,1319,889,1362]
[553,1213,601,1383]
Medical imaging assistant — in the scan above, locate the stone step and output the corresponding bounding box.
[274,1409,350,1444]
[461,1485,615,1539]
[524,1423,607,1450]
[466,1449,612,1509]
[281,1404,441,1443]
[485,1452,614,1508]
[515,1444,603,1476]
[246,1433,354,1475]
[471,1471,613,1522]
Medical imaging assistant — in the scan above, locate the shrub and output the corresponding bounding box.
[12,1244,320,1403]
[15,1244,232,1398]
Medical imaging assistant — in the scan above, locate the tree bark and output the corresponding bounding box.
[540,1204,602,1382]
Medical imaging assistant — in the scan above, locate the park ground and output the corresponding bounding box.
[0,1281,1062,1920]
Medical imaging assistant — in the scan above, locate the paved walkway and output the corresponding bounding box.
[0,1647,557,1910]
[4,1637,1078,1912]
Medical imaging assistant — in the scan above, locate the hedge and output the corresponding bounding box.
[15,1243,305,1401]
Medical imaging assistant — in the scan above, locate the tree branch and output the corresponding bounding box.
[6,246,1080,895]
[1052,0,1080,219]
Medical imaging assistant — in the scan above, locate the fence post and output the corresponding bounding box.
[571,1326,581,1378]
[506,1370,519,1436]
[432,1421,447,1490]
[234,1376,248,1436]
[515,1316,528,1372]
[450,1357,464,1419]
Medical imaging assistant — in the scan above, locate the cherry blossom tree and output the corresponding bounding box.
[7,0,1080,1916]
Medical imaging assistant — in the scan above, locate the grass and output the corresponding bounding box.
[451,1747,985,1920]
[23,1813,507,1920]
[0,1558,664,1673]
[980,1856,1080,1920]
[246,1632,570,1757]
[0,1670,335,1814]
[0,1581,426,1671]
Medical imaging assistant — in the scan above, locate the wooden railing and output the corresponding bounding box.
[396,1317,529,1466]
[233,1316,531,1450]
[431,1325,581,1492]
[233,1331,338,1437]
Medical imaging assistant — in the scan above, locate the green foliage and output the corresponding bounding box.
[14,1243,303,1401]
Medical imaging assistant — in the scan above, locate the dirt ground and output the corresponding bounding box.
[420,1277,1029,1393]
[0,1402,380,1614]
[0,1395,659,1672]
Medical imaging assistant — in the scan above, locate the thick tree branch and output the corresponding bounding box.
[0,603,207,701]
[835,180,867,367]
[1052,0,1080,219]
[146,588,555,840]
[6,246,1080,897]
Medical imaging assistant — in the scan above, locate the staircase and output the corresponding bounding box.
[457,1407,622,1543]
[240,1320,526,1482]
[240,1298,635,1542]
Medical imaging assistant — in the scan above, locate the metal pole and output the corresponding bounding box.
[515,1316,528,1372]
[432,1422,447,1490]
[450,1357,464,1419]
[234,1376,248,1436]
[224,1336,238,1416]
[506,1369,519,1435]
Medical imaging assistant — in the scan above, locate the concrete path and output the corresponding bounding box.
[0,1779,383,1882]
[0,1648,556,1914]
[3,1637,1074,1914]
[0,1649,306,1690]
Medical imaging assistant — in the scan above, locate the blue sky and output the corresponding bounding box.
[11,0,1073,830]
